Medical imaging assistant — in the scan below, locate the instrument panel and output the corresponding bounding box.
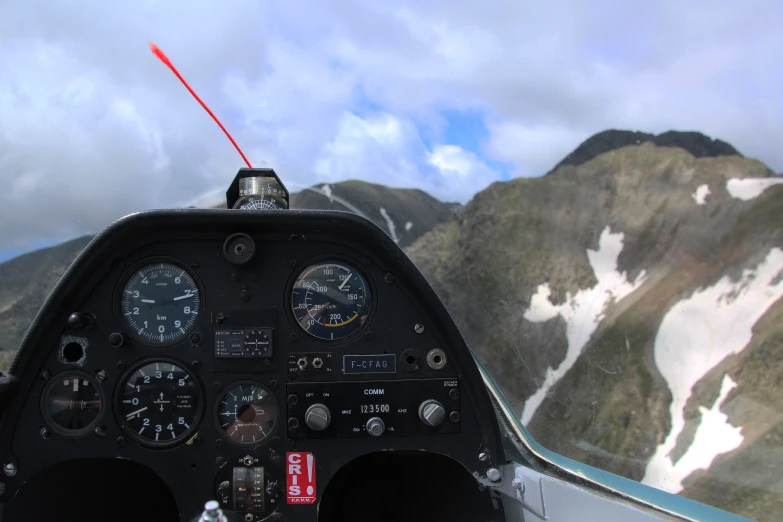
[0,210,504,522]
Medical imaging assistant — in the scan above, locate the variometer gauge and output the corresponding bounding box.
[118,261,201,346]
[118,359,203,447]
[291,260,372,341]
[215,381,279,446]
[41,371,105,437]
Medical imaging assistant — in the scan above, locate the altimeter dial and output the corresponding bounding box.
[119,262,201,345]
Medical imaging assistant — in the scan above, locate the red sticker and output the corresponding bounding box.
[286,452,316,504]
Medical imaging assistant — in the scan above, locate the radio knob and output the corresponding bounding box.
[418,400,446,427]
[366,417,385,436]
[304,403,331,431]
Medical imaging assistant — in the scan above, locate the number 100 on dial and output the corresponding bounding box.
[291,261,372,341]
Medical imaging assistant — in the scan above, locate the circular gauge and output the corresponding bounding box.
[215,381,279,446]
[291,260,372,341]
[118,359,203,447]
[238,197,282,210]
[41,371,104,437]
[118,261,201,346]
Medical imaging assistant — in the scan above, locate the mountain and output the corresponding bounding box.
[0,236,93,353]
[290,180,459,248]
[551,129,742,173]
[0,180,457,353]
[407,132,782,521]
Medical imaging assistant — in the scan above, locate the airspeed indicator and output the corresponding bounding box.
[291,261,372,341]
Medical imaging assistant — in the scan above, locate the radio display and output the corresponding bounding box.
[360,404,390,414]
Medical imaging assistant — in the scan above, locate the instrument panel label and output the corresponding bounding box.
[287,452,316,504]
[343,354,396,374]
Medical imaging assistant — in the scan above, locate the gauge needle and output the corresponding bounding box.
[338,273,352,290]
[173,294,195,301]
[125,406,148,419]
[140,299,156,304]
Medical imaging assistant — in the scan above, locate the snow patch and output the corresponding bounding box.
[664,374,744,491]
[726,177,783,201]
[643,247,783,493]
[691,184,711,205]
[405,221,413,231]
[321,184,334,202]
[521,226,647,425]
[379,207,399,243]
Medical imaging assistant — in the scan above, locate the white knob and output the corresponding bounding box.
[366,417,385,436]
[305,403,331,431]
[418,400,445,427]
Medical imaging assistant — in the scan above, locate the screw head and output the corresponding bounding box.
[189,333,201,344]
[0,482,6,496]
[109,332,124,347]
[116,436,126,446]
[240,290,251,302]
[449,411,461,423]
[486,467,501,482]
[3,463,16,477]
[288,417,300,430]
[192,360,202,370]
[40,427,51,439]
[40,370,50,380]
[264,359,271,366]
[384,272,395,284]
[287,394,299,407]
[95,370,106,381]
[478,452,489,462]
[288,258,298,268]
[191,261,200,269]
[94,426,107,438]
[116,361,126,371]
[414,323,425,334]
[290,333,299,342]
[269,379,278,389]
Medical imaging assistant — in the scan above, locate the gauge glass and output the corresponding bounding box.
[238,197,282,210]
[42,372,104,436]
[216,381,279,445]
[291,260,372,341]
[118,360,202,447]
[119,262,200,345]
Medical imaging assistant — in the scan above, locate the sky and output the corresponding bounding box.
[1,0,782,261]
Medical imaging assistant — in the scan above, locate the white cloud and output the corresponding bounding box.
[314,112,499,203]
[1,0,783,251]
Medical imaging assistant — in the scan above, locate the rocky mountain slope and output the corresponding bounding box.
[407,133,782,521]
[290,180,458,248]
[0,180,457,352]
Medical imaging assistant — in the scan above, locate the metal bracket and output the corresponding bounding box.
[482,464,548,520]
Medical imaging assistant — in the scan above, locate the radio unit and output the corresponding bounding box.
[286,378,461,439]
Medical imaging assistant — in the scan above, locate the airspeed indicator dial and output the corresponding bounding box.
[119,262,201,345]
[291,261,372,341]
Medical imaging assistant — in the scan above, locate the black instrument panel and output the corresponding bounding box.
[0,210,504,522]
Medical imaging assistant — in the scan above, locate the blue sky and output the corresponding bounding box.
[1,0,782,262]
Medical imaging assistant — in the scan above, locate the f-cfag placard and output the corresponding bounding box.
[287,452,316,504]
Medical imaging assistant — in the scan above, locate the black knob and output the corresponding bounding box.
[67,312,87,330]
[265,480,280,499]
